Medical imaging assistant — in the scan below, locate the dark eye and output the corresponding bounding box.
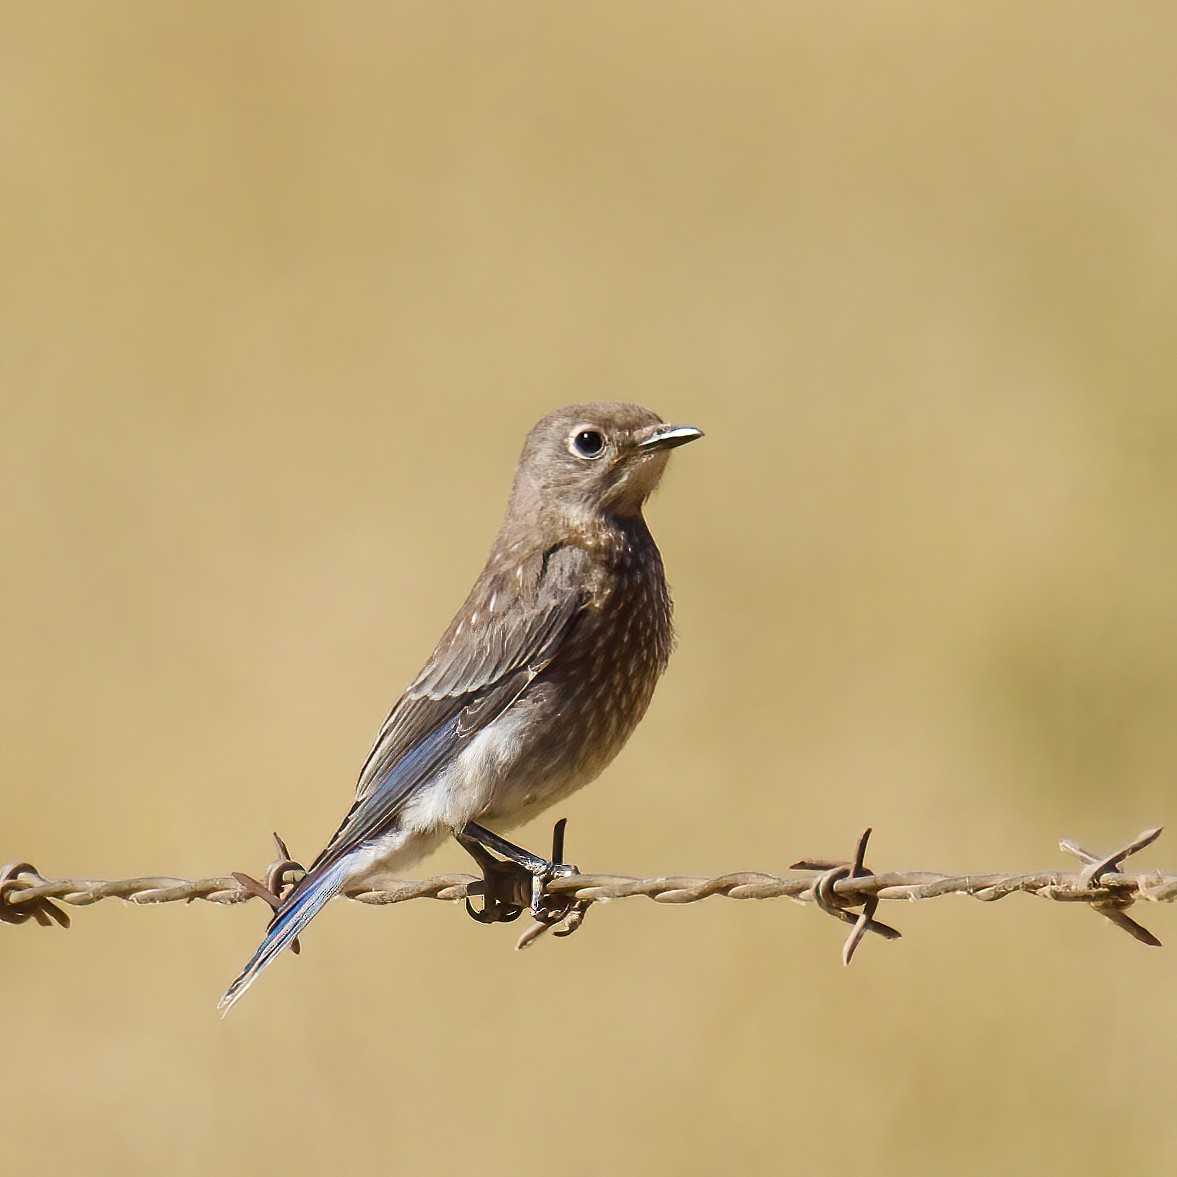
[570,428,606,459]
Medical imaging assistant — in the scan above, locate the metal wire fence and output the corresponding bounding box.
[3,826,1172,962]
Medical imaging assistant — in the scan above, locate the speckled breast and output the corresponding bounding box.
[485,516,675,824]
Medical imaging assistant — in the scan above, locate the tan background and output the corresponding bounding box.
[3,4,1177,1174]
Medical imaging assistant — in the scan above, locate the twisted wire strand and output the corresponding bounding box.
[4,866,1177,910]
[3,828,1172,955]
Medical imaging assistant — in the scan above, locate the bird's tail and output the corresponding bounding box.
[217,858,350,1016]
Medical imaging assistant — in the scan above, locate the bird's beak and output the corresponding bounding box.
[634,423,704,452]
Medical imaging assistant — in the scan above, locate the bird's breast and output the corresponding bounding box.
[478,529,674,828]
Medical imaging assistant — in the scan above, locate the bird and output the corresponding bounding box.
[219,402,702,1013]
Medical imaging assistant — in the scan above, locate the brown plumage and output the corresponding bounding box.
[220,402,701,1011]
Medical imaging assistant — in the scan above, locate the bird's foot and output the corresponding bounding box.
[456,818,590,946]
[231,832,306,953]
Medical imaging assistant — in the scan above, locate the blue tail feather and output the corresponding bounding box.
[218,859,350,1015]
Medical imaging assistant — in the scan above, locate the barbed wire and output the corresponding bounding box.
[2,826,1172,962]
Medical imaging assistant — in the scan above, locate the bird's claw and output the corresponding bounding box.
[462,853,528,925]
[517,819,591,948]
[516,871,591,950]
[458,818,591,945]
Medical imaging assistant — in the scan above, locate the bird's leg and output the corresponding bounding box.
[460,822,554,874]
[456,819,589,939]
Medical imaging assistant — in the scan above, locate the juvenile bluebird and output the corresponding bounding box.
[219,402,701,1012]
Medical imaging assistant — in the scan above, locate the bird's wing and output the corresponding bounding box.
[298,543,595,881]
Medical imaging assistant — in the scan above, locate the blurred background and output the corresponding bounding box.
[3,3,1176,1174]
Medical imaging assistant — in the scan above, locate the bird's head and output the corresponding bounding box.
[508,402,702,525]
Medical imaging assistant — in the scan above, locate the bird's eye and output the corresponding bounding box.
[569,428,606,459]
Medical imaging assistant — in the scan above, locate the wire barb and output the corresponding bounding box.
[1058,827,1164,947]
[513,818,593,950]
[0,862,70,928]
[791,828,902,964]
[230,832,306,953]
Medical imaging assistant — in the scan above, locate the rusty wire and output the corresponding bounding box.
[2,826,1173,961]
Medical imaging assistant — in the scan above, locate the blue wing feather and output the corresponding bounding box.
[218,544,591,1012]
